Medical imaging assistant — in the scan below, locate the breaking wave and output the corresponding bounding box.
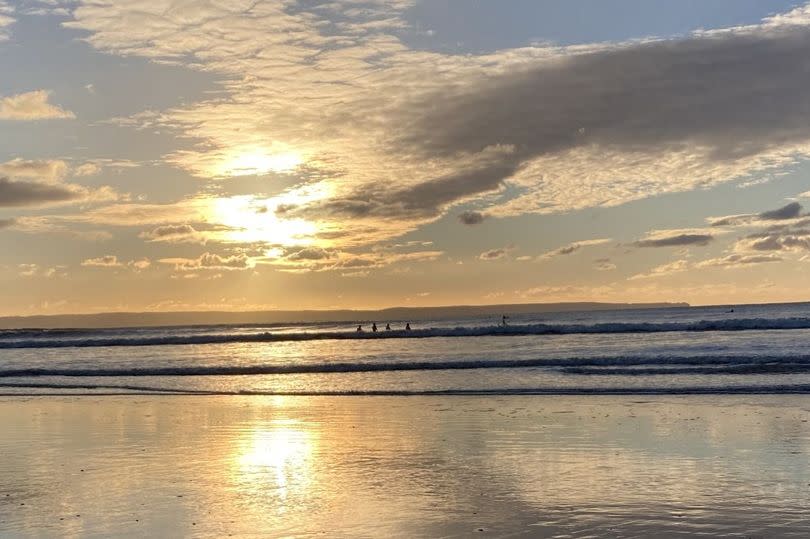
[4,354,810,377]
[4,317,810,348]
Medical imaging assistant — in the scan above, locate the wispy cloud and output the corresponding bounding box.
[81,255,122,268]
[629,260,690,280]
[632,230,714,248]
[479,246,513,261]
[695,254,783,268]
[0,1,13,42]
[537,238,611,260]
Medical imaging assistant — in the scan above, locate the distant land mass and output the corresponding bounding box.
[0,302,689,329]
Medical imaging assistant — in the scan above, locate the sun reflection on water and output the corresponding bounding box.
[235,419,317,509]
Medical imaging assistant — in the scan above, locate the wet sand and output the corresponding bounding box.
[2,395,810,537]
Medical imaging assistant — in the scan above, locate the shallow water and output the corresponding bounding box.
[2,395,810,537]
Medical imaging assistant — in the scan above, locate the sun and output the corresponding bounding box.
[211,195,319,246]
[220,147,303,177]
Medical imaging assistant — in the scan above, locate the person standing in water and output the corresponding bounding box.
[356,325,363,332]
[385,323,391,331]
[372,323,378,332]
[501,315,509,327]
[405,322,411,331]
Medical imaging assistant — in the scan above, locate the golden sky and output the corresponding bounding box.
[3,0,810,314]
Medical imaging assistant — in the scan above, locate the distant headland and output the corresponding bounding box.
[0,302,689,329]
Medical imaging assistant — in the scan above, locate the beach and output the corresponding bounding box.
[3,394,810,538]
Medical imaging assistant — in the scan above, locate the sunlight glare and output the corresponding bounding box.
[212,195,318,246]
[221,148,303,177]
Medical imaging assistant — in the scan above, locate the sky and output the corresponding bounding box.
[2,0,810,315]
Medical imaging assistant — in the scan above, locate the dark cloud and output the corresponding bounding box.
[401,28,810,161]
[358,25,810,218]
[295,161,515,223]
[759,201,802,220]
[0,177,80,207]
[711,202,805,227]
[458,210,487,225]
[740,226,810,252]
[634,234,714,248]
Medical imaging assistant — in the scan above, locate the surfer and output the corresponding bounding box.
[405,322,411,331]
[385,323,391,331]
[356,325,363,332]
[501,315,509,327]
[372,323,378,332]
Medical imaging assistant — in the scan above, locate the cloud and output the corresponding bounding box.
[0,159,68,182]
[139,224,207,244]
[81,255,122,268]
[708,213,754,227]
[16,263,67,279]
[633,230,714,248]
[159,252,256,272]
[285,247,335,261]
[735,227,810,253]
[0,176,120,209]
[0,217,15,229]
[0,177,83,208]
[479,246,512,261]
[537,238,611,259]
[0,158,122,209]
[73,163,101,177]
[17,264,38,277]
[128,258,151,270]
[695,254,782,268]
[271,245,442,273]
[759,201,803,220]
[629,260,690,280]
[60,1,810,246]
[458,210,487,226]
[82,255,152,270]
[594,258,616,271]
[0,90,75,120]
[4,216,113,241]
[710,201,806,227]
[0,2,13,42]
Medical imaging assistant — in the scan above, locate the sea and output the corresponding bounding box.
[4,301,810,397]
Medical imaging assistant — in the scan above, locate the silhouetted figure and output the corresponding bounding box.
[372,323,378,332]
[385,323,391,331]
[405,322,411,331]
[501,315,509,327]
[356,325,363,332]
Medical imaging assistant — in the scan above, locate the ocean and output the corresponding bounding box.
[4,301,810,396]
